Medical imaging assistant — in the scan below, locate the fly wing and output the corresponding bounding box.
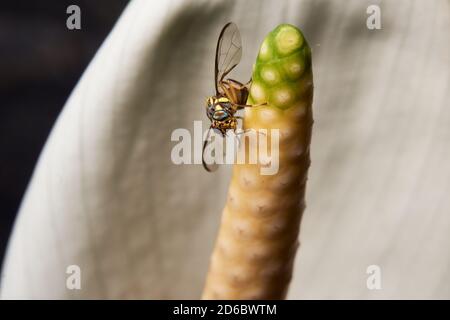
[215,22,242,94]
[202,127,219,172]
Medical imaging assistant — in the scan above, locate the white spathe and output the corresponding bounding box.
[1,0,449,299]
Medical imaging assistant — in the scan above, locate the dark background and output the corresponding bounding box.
[0,1,129,267]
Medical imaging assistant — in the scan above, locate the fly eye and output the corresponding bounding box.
[213,110,228,121]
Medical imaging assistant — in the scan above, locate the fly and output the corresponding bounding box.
[203,22,265,172]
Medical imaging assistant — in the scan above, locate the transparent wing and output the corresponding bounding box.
[215,22,242,93]
[202,127,219,172]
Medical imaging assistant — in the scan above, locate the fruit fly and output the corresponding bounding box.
[203,22,264,172]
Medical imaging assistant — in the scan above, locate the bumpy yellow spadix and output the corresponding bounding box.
[202,24,313,299]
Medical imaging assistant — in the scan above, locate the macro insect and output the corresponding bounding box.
[202,22,265,172]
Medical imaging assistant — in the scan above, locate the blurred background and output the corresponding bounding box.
[0,0,129,267]
[0,0,449,299]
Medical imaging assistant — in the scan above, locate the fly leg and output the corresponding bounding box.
[245,78,252,89]
[235,102,267,109]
